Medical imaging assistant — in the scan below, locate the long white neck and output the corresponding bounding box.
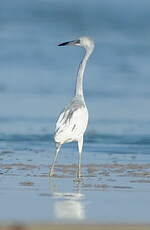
[75,48,92,98]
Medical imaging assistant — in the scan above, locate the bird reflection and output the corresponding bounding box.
[49,180,86,220]
[54,199,85,220]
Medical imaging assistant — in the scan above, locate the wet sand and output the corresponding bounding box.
[0,155,150,223]
[1,161,150,184]
[0,142,150,224]
[1,224,150,230]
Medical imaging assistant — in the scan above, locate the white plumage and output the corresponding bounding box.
[55,97,88,144]
[49,37,94,179]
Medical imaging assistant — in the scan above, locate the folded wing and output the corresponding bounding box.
[54,99,88,144]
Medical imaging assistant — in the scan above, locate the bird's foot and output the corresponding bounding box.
[49,169,54,177]
[74,173,83,182]
[74,177,82,183]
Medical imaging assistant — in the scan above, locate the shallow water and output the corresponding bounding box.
[0,133,150,223]
[0,0,150,224]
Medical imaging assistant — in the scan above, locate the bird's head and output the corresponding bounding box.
[58,36,94,52]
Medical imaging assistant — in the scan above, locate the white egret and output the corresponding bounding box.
[49,36,95,179]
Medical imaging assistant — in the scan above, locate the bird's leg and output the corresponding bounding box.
[76,136,83,179]
[49,143,61,177]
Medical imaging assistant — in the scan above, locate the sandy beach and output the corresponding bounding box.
[1,224,150,230]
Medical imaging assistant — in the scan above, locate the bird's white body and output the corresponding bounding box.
[55,96,88,144]
[49,36,94,179]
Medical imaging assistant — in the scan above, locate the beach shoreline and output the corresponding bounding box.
[1,224,150,230]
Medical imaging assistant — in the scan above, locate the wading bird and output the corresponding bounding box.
[49,36,94,179]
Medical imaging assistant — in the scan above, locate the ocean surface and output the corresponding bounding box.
[0,0,150,223]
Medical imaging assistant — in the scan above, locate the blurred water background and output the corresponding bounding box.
[0,0,150,223]
[1,0,150,139]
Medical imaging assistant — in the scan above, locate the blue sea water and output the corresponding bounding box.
[1,0,150,140]
[0,0,150,223]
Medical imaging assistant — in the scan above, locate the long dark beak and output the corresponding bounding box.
[58,39,80,46]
